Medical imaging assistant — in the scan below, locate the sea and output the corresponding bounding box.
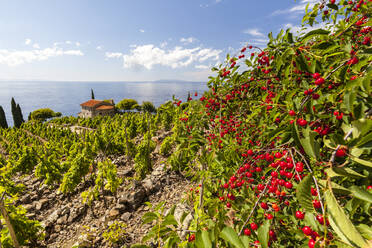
[0,80,209,126]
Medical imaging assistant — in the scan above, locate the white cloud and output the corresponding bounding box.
[0,44,84,66]
[243,28,265,37]
[195,64,209,69]
[106,44,222,70]
[160,42,168,48]
[105,52,123,58]
[75,42,81,47]
[139,29,145,33]
[180,37,197,44]
[65,41,72,44]
[96,46,103,50]
[64,50,84,56]
[32,43,40,49]
[284,22,332,35]
[272,0,318,16]
[25,39,32,45]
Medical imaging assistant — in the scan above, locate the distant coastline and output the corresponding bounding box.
[0,80,208,126]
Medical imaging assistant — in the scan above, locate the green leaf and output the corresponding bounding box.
[344,90,356,113]
[301,29,330,42]
[220,227,245,248]
[351,156,372,168]
[142,212,159,225]
[356,131,372,148]
[357,224,372,240]
[257,220,270,248]
[325,167,366,179]
[327,3,338,10]
[300,128,320,159]
[350,186,372,204]
[195,230,212,248]
[296,175,315,213]
[324,189,367,247]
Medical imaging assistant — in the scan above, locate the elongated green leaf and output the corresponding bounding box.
[351,156,372,168]
[300,128,320,159]
[325,189,367,247]
[257,220,270,248]
[240,236,250,248]
[301,28,330,42]
[142,212,159,224]
[328,215,354,247]
[220,227,245,248]
[357,224,372,240]
[325,167,366,179]
[196,230,212,248]
[350,186,372,204]
[356,132,372,148]
[296,175,315,213]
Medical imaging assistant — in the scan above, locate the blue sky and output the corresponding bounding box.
[0,0,319,82]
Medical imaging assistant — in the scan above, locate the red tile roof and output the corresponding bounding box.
[96,105,115,110]
[80,99,103,107]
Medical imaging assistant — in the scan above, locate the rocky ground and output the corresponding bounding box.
[13,131,195,248]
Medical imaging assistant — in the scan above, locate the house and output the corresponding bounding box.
[78,99,116,118]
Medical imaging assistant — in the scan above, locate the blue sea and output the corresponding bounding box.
[0,80,208,126]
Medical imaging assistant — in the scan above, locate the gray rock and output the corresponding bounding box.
[44,209,59,227]
[20,194,31,204]
[109,209,120,220]
[119,186,146,210]
[35,198,48,211]
[57,215,67,225]
[54,224,61,232]
[121,212,132,221]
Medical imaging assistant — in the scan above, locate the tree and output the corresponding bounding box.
[16,104,24,123]
[29,108,62,122]
[91,89,95,99]
[0,106,8,128]
[116,99,138,111]
[142,101,156,114]
[11,98,23,128]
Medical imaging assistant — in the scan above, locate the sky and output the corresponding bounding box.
[0,0,320,82]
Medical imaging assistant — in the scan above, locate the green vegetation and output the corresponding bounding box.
[0,106,8,128]
[116,98,138,111]
[10,98,24,128]
[28,108,62,122]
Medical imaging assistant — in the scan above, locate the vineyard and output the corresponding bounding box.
[0,0,371,247]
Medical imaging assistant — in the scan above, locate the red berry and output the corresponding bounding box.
[289,110,296,116]
[313,200,321,209]
[298,119,307,127]
[266,213,273,219]
[250,223,258,230]
[244,228,251,236]
[312,73,320,79]
[261,202,269,210]
[308,239,315,248]
[367,185,372,190]
[295,211,305,220]
[275,152,283,158]
[311,187,318,196]
[316,214,325,225]
[315,77,325,85]
[188,234,195,242]
[302,226,312,235]
[336,148,347,157]
[285,181,293,189]
[312,93,320,100]
[226,202,232,208]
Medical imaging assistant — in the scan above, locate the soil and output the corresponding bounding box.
[12,130,194,248]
